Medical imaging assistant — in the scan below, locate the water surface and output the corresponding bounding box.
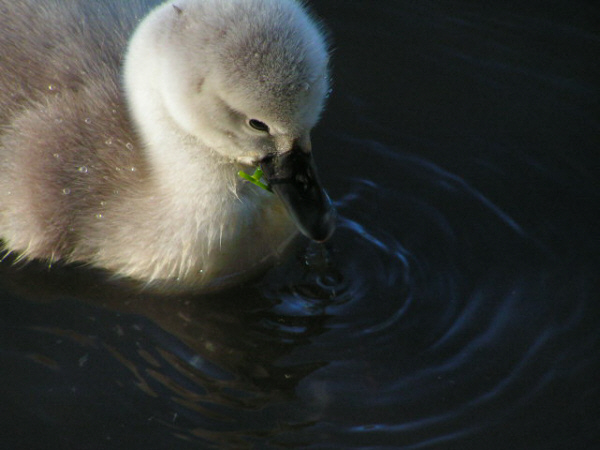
[1,0,599,449]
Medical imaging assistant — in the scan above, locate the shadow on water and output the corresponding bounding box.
[1,0,600,449]
[0,257,334,449]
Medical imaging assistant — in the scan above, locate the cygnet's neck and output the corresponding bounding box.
[124,5,225,197]
[117,5,296,286]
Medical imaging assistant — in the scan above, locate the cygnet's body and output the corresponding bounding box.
[0,0,334,290]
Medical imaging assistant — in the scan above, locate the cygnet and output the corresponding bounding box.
[0,0,335,290]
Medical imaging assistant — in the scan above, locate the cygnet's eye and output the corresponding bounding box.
[248,119,270,133]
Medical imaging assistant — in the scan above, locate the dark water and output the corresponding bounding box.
[1,1,599,449]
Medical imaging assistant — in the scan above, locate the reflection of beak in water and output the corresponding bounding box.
[0,256,331,443]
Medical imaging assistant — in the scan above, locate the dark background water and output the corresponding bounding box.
[1,0,599,449]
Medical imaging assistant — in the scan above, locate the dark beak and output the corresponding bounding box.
[260,149,336,242]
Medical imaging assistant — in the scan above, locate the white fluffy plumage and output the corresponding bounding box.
[0,0,331,290]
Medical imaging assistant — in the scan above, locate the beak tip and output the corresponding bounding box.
[307,209,336,243]
[297,195,336,243]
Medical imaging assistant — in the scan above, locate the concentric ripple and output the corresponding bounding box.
[259,180,414,337]
[252,137,599,449]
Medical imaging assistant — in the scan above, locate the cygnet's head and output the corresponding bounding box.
[160,0,329,160]
[126,0,335,241]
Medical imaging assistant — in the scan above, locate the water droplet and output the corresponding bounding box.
[62,188,71,195]
[48,84,57,91]
[78,354,89,367]
[115,167,122,172]
[129,167,136,172]
[84,118,92,125]
[53,153,60,159]
[105,138,113,145]
[78,166,88,173]
[125,142,134,151]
